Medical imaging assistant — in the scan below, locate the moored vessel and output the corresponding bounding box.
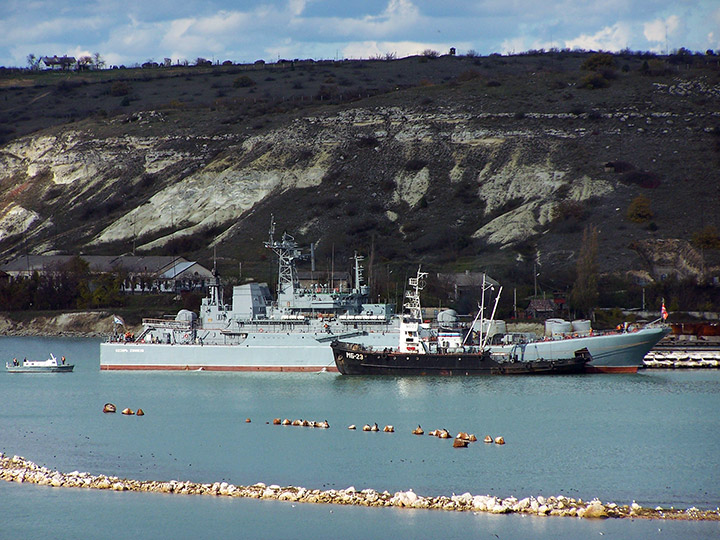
[331,269,591,376]
[482,319,669,373]
[100,219,398,371]
[6,354,74,373]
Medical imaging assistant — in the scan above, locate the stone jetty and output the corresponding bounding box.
[1,453,718,521]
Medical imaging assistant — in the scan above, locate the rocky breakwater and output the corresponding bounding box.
[644,348,720,369]
[2,454,718,521]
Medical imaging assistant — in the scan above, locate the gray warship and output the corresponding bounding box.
[100,220,398,371]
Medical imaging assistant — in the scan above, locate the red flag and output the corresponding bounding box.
[661,302,668,320]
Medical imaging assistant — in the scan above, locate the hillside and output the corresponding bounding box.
[1,51,719,309]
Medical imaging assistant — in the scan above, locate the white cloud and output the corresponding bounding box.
[500,37,527,55]
[564,22,633,51]
[643,14,680,43]
[288,0,306,17]
[329,0,421,39]
[3,1,720,68]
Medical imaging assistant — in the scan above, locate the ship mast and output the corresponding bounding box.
[208,244,222,307]
[404,267,427,321]
[353,252,364,292]
[264,215,302,297]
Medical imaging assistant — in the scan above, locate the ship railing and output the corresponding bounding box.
[249,318,310,325]
[338,315,390,323]
[142,318,193,330]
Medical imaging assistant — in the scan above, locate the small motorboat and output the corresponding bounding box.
[6,354,74,373]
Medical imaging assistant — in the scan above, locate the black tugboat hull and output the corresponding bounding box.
[331,342,590,376]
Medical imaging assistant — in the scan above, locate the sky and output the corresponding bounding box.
[1,0,719,68]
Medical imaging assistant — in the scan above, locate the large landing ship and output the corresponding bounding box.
[100,221,397,371]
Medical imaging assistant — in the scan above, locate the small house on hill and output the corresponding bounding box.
[0,255,213,293]
[40,56,76,70]
[526,298,556,319]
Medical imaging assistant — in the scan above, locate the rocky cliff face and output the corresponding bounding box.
[1,54,718,285]
[0,312,114,337]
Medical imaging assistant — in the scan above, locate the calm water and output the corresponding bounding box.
[1,336,719,539]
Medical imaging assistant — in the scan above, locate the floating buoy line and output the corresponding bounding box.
[1,454,717,521]
[55,408,717,520]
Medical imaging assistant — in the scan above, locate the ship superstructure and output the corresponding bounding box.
[100,220,397,371]
[331,268,590,375]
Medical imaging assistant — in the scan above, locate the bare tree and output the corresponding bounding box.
[26,53,40,70]
[92,52,105,69]
[77,55,93,70]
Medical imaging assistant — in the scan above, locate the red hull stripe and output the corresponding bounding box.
[100,365,339,372]
[585,366,639,374]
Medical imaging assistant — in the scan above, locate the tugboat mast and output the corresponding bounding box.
[404,267,427,321]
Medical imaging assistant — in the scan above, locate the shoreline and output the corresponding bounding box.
[2,454,718,521]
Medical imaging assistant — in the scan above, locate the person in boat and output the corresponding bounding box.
[61,356,66,365]
[12,358,18,366]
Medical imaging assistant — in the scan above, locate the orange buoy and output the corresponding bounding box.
[136,408,145,416]
[122,408,134,415]
[102,403,116,414]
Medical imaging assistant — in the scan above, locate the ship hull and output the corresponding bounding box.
[7,365,74,373]
[488,326,670,373]
[331,342,589,376]
[99,326,669,373]
[100,331,396,372]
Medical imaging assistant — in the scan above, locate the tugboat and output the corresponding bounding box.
[331,268,590,376]
[6,354,74,373]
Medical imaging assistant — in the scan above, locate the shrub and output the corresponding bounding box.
[404,159,427,172]
[692,225,720,249]
[626,196,653,223]
[233,75,256,88]
[356,136,378,148]
[605,161,634,173]
[619,170,661,189]
[580,53,616,71]
[110,81,131,96]
[579,72,609,89]
[456,70,482,83]
[640,59,670,76]
[552,200,585,221]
